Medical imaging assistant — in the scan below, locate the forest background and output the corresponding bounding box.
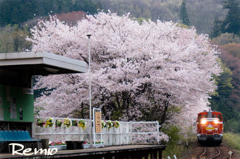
[1,0,240,144]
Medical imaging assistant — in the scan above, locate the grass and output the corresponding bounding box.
[223,133,240,151]
[162,144,188,159]
[162,135,197,159]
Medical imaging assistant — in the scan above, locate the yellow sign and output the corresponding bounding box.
[95,112,101,133]
[206,124,214,130]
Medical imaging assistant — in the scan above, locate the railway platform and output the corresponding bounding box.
[0,144,166,159]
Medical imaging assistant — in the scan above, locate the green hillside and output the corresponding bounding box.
[92,0,226,34]
[0,0,101,26]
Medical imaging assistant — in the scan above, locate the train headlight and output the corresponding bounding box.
[214,119,219,124]
[201,119,206,124]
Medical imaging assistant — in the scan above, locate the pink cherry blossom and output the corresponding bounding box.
[27,11,221,142]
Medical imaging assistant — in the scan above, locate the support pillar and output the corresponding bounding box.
[151,150,158,159]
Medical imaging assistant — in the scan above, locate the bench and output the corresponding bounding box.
[0,130,41,152]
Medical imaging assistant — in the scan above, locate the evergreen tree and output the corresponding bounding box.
[179,0,190,26]
[0,0,38,26]
[210,17,222,38]
[221,0,240,35]
[209,63,237,122]
[0,0,101,27]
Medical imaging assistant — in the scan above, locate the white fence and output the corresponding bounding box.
[34,117,160,146]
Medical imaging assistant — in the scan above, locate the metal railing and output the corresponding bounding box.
[34,117,160,146]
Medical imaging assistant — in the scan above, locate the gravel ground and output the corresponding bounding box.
[183,141,240,159]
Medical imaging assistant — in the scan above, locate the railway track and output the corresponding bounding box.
[199,146,206,158]
[211,146,221,159]
[193,146,221,159]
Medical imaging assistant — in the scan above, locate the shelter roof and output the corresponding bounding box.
[0,52,87,87]
[0,52,87,75]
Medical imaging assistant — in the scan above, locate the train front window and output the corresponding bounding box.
[198,115,202,121]
[218,115,222,121]
[198,114,207,121]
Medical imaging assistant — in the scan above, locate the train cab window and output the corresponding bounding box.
[198,115,202,121]
[218,115,222,121]
[198,114,207,121]
[212,114,216,118]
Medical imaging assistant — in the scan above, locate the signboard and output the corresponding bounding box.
[0,97,2,106]
[10,97,16,109]
[10,109,17,119]
[95,112,101,133]
[0,107,4,120]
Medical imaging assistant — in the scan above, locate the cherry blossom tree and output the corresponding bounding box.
[28,12,221,141]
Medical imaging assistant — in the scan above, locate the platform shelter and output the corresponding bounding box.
[0,52,87,136]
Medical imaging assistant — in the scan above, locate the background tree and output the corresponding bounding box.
[208,44,240,132]
[55,11,86,26]
[92,0,225,34]
[221,0,240,36]
[0,0,101,27]
[0,25,15,53]
[220,45,240,112]
[221,43,240,58]
[0,0,227,35]
[209,63,236,121]
[210,17,222,38]
[0,0,36,26]
[179,0,190,26]
[215,48,240,132]
[0,25,31,53]
[212,33,240,45]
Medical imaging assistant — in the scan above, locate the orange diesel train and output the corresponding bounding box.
[197,110,223,145]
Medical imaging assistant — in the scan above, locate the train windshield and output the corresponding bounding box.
[198,114,207,121]
[198,114,222,121]
[213,114,222,121]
